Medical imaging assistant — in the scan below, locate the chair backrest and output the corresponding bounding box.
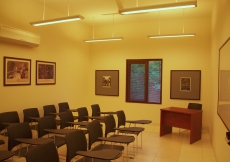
[188,103,202,110]
[59,111,74,129]
[77,107,89,122]
[23,108,40,122]
[58,102,69,113]
[91,104,101,117]
[104,115,116,137]
[7,122,32,150]
[116,110,126,128]
[0,111,20,132]
[86,120,103,150]
[37,116,57,138]
[25,142,59,162]
[43,105,57,117]
[65,130,87,162]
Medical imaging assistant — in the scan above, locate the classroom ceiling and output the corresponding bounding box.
[33,0,214,26]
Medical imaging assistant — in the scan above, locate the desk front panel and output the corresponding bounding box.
[161,110,191,129]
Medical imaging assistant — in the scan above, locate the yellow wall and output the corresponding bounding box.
[88,17,211,127]
[210,0,230,161]
[0,0,91,118]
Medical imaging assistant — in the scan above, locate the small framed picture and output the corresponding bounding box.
[95,70,119,96]
[4,56,31,86]
[170,70,201,100]
[36,60,56,85]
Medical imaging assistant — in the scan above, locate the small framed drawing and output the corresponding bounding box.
[36,60,56,85]
[4,56,31,86]
[95,70,119,96]
[170,70,201,100]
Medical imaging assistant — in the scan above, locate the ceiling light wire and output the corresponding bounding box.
[68,0,70,16]
[158,11,161,35]
[136,0,138,7]
[183,9,185,33]
[43,0,46,20]
[112,14,115,37]
[93,17,95,39]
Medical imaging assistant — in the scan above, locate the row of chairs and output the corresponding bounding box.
[0,102,150,161]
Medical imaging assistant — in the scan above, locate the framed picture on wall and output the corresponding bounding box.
[95,70,119,96]
[36,60,56,85]
[170,70,201,100]
[3,56,31,86]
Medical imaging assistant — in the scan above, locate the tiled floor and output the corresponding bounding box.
[3,124,216,162]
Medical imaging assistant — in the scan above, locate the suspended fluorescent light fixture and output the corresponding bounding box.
[148,10,196,39]
[119,1,197,15]
[84,37,123,42]
[30,0,84,26]
[148,33,195,38]
[84,15,123,43]
[30,15,84,26]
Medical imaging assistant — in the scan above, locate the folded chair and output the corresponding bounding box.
[65,130,122,162]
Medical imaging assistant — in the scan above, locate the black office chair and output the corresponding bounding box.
[116,110,144,154]
[91,104,101,117]
[0,139,15,161]
[25,142,59,162]
[37,116,66,148]
[58,102,78,120]
[188,103,202,110]
[7,122,36,157]
[87,120,124,152]
[23,108,40,130]
[0,111,20,136]
[43,104,61,126]
[59,111,88,135]
[65,130,122,162]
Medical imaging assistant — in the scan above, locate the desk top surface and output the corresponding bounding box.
[161,107,202,114]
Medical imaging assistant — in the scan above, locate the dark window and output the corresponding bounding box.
[126,59,162,104]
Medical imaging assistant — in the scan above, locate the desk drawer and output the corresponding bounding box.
[161,111,190,129]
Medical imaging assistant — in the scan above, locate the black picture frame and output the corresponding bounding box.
[3,56,31,86]
[36,60,56,85]
[170,70,201,100]
[95,70,119,96]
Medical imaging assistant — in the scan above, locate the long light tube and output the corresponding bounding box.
[148,33,196,38]
[84,37,123,42]
[30,15,84,26]
[119,1,197,15]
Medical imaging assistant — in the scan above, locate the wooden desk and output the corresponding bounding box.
[160,107,202,144]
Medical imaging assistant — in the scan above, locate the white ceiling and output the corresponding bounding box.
[33,0,214,26]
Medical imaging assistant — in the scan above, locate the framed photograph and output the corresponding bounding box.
[4,56,31,86]
[95,70,119,96]
[170,70,201,100]
[36,60,56,85]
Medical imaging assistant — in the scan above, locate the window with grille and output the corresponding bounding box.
[126,59,162,104]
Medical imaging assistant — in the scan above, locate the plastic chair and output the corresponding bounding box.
[25,142,59,162]
[37,116,66,148]
[0,111,20,136]
[188,103,202,110]
[23,108,40,130]
[58,102,78,120]
[43,105,61,126]
[65,130,122,162]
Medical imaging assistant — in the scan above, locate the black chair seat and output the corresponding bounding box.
[0,150,15,161]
